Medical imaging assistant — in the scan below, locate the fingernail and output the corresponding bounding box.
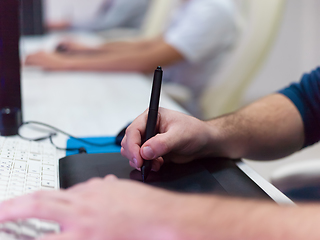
[143,146,155,159]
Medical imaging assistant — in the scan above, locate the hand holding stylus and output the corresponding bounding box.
[121,108,213,176]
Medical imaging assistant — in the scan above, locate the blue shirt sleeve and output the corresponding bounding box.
[278,67,320,148]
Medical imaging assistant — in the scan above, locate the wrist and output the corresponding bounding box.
[165,195,236,240]
[140,192,195,240]
[199,119,232,158]
[154,193,216,240]
[204,116,245,159]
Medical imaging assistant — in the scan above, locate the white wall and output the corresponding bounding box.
[243,0,320,104]
[242,0,320,182]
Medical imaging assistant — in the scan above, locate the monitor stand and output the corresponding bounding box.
[0,0,23,136]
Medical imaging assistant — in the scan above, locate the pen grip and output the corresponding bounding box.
[144,109,158,143]
[141,109,157,180]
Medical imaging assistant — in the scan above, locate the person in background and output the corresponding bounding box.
[1,67,320,239]
[45,0,150,31]
[26,0,238,116]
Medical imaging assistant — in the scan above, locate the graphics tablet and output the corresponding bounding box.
[59,152,287,201]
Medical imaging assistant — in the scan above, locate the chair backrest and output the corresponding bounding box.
[200,0,286,119]
[139,0,179,38]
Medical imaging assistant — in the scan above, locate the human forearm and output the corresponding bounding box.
[172,195,320,240]
[26,38,184,72]
[65,41,183,72]
[1,175,320,240]
[64,52,158,72]
[205,94,304,160]
[99,38,161,52]
[56,38,161,55]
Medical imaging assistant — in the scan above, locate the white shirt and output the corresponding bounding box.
[163,0,238,100]
[71,0,150,31]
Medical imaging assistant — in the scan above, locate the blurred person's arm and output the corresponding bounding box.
[1,175,320,240]
[56,37,163,54]
[25,37,184,72]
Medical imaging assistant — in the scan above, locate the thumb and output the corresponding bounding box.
[140,132,177,160]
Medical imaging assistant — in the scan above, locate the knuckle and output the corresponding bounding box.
[31,190,44,200]
[29,200,44,213]
[120,147,125,155]
[120,138,126,148]
[125,125,132,135]
[120,148,130,160]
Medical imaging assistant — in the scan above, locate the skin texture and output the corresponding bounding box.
[206,93,305,160]
[24,37,184,73]
[0,93,314,240]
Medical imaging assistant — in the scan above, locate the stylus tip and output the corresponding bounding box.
[141,166,146,183]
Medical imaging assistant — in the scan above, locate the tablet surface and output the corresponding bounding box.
[59,152,272,200]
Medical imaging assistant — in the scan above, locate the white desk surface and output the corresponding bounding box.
[21,69,187,144]
[19,34,293,205]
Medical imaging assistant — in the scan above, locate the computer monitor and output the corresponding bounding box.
[0,0,23,136]
[20,0,45,36]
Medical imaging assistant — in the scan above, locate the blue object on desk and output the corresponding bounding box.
[66,136,121,156]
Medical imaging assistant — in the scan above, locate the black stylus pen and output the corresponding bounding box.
[141,66,163,182]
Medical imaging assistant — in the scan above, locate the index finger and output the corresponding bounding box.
[120,110,149,167]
